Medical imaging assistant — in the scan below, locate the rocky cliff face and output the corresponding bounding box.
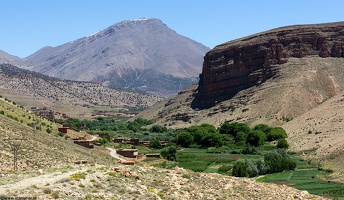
[193,22,344,108]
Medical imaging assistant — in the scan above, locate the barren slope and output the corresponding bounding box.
[137,57,344,129]
[283,91,344,175]
[0,164,326,200]
[0,98,113,171]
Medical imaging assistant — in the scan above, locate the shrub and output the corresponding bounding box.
[232,161,248,177]
[150,125,167,133]
[46,128,52,134]
[150,139,162,149]
[43,187,52,194]
[160,146,177,161]
[245,159,259,177]
[218,165,232,173]
[206,147,226,153]
[256,159,268,175]
[264,149,296,173]
[242,143,259,155]
[277,138,289,149]
[51,191,59,199]
[70,172,86,180]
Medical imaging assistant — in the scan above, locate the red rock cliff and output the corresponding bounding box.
[192,22,344,109]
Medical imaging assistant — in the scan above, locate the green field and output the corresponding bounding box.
[164,148,344,199]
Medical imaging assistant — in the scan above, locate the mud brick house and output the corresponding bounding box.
[114,138,140,146]
[146,154,161,158]
[117,149,138,158]
[58,127,69,134]
[74,140,94,149]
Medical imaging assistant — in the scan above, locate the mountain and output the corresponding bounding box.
[0,63,162,118]
[136,21,344,129]
[24,18,210,97]
[0,49,26,67]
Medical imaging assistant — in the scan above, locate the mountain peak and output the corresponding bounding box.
[25,18,210,97]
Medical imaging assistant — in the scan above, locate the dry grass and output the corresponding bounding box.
[0,164,327,199]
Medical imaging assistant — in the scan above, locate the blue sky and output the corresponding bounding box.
[1,0,344,58]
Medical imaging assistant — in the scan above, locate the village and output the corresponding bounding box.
[57,124,167,165]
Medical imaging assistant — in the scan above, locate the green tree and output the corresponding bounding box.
[267,127,287,141]
[232,161,248,177]
[219,122,251,137]
[201,132,223,147]
[149,139,162,149]
[247,130,266,147]
[245,159,259,177]
[242,143,259,155]
[150,125,167,133]
[235,131,247,143]
[160,146,177,161]
[277,138,289,149]
[176,131,194,148]
[253,124,271,133]
[264,149,296,173]
[186,126,206,145]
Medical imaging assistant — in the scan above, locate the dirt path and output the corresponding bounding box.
[106,147,126,161]
[0,168,85,194]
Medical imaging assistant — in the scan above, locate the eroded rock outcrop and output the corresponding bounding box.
[193,22,344,109]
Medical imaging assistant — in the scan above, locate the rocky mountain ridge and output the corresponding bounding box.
[138,21,344,129]
[193,21,344,108]
[24,18,210,96]
[0,50,26,67]
[0,63,162,118]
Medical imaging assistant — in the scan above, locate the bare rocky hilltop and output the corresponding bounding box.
[24,18,210,97]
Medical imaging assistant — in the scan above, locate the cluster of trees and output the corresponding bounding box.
[57,117,154,133]
[219,122,288,147]
[232,149,296,177]
[175,124,224,148]
[174,122,289,149]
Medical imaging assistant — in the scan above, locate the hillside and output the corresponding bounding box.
[24,18,210,96]
[137,22,344,129]
[283,91,344,180]
[136,56,344,129]
[134,22,344,185]
[0,63,162,118]
[0,96,326,199]
[0,97,113,171]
